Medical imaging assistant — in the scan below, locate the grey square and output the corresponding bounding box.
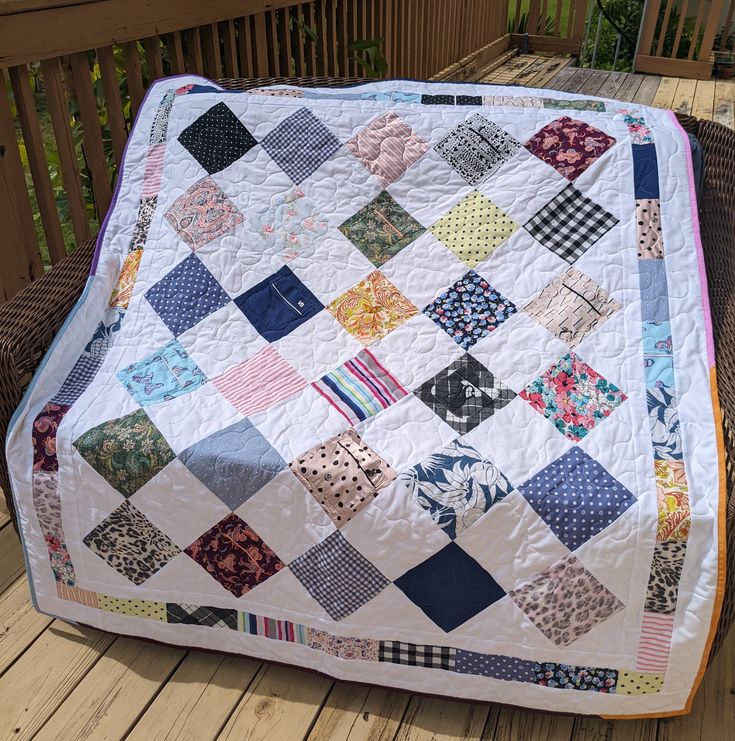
[289,531,389,620]
[178,418,286,510]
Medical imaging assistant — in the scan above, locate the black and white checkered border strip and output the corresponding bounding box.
[378,640,457,669]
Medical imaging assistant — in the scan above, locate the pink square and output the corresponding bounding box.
[213,345,306,416]
[346,112,429,186]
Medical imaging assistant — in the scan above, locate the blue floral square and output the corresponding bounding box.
[117,339,207,406]
[423,270,517,350]
[401,439,515,539]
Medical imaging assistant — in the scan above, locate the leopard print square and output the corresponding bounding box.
[643,540,687,614]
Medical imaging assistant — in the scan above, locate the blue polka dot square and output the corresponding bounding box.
[423,270,517,350]
[455,650,536,682]
[145,254,231,337]
[393,541,505,632]
[519,447,637,552]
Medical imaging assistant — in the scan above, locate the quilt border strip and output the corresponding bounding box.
[15,79,723,712]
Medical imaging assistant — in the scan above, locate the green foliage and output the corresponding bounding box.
[578,0,642,72]
[348,38,388,78]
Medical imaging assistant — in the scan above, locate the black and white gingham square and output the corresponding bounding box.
[378,641,457,670]
[52,354,103,405]
[524,184,619,264]
[289,531,389,620]
[261,107,341,184]
[166,602,238,629]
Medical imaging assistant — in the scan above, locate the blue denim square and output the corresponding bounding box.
[632,144,660,199]
[639,259,669,321]
[145,254,231,337]
[234,265,323,342]
[394,542,505,632]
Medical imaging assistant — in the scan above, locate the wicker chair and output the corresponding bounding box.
[1,77,734,663]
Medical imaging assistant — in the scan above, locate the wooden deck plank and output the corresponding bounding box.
[650,77,679,109]
[616,73,645,102]
[512,57,551,86]
[489,707,574,740]
[0,576,52,674]
[578,70,610,96]
[571,716,657,740]
[0,497,10,529]
[556,67,594,94]
[544,63,579,91]
[0,621,114,740]
[713,79,735,128]
[485,54,539,83]
[526,57,575,89]
[34,637,185,741]
[692,79,716,121]
[127,653,260,741]
[672,78,698,115]
[394,696,492,740]
[218,664,332,740]
[633,76,663,106]
[307,684,410,741]
[0,523,25,595]
[596,71,628,99]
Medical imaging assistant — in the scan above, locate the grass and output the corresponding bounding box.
[509,0,572,35]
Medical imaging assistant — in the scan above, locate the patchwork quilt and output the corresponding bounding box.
[6,75,725,717]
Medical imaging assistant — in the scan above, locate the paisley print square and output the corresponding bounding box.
[83,500,181,585]
[339,191,425,267]
[523,266,620,348]
[346,112,428,186]
[165,177,244,250]
[402,439,515,539]
[524,116,616,180]
[33,402,70,472]
[509,554,624,646]
[184,513,285,597]
[520,352,627,442]
[430,191,519,267]
[178,102,257,174]
[423,270,517,350]
[73,408,175,497]
[327,271,418,346]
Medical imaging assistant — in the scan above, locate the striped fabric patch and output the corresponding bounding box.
[312,349,407,424]
[213,345,307,416]
[56,582,99,608]
[142,143,166,197]
[241,612,309,644]
[635,611,674,673]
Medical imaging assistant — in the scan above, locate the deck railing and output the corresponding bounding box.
[635,0,735,79]
[0,0,589,304]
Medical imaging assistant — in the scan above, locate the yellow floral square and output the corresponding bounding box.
[430,191,519,268]
[654,459,690,541]
[327,271,418,345]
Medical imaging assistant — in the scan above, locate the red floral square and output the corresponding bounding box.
[524,117,615,181]
[185,513,285,597]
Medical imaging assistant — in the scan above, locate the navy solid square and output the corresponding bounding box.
[632,144,660,199]
[394,542,506,632]
[145,254,231,337]
[235,266,323,342]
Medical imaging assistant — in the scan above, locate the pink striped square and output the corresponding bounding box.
[142,143,166,197]
[213,345,306,417]
[346,112,429,187]
[635,611,675,674]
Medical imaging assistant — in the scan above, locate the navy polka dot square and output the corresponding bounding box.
[261,108,341,184]
[519,447,637,552]
[178,102,257,174]
[145,254,231,337]
[234,265,323,342]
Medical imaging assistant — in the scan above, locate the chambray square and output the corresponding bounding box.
[234,265,323,342]
[145,254,231,337]
[179,418,286,510]
[394,541,505,632]
[178,102,257,174]
[261,107,341,184]
[423,270,517,350]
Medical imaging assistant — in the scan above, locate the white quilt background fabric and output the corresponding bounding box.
[6,76,722,716]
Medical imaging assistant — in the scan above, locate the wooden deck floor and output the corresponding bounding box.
[2,55,735,740]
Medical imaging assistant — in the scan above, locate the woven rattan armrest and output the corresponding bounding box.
[0,79,733,659]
